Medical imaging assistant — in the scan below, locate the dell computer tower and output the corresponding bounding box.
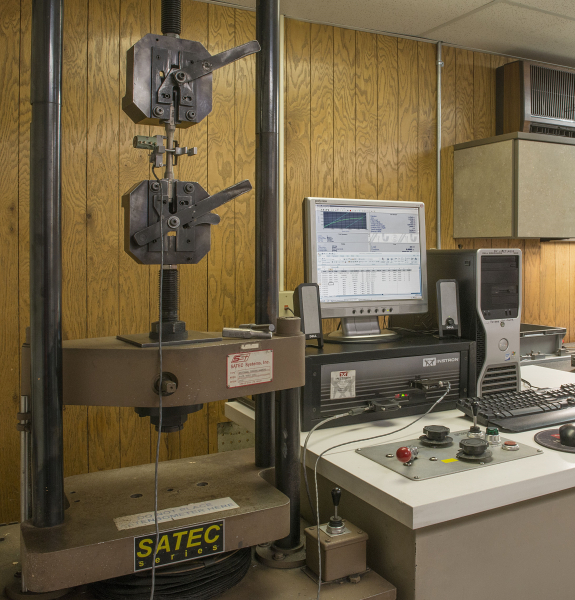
[394,248,521,396]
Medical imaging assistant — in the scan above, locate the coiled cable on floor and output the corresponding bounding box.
[89,547,251,600]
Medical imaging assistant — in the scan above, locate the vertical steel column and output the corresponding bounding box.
[29,0,65,528]
[254,0,280,468]
[436,41,443,249]
[274,387,301,550]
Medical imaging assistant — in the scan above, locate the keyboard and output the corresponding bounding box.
[456,383,575,432]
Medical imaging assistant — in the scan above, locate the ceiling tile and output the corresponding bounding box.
[222,0,490,37]
[514,0,575,21]
[422,2,575,67]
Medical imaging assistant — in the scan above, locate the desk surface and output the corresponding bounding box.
[225,365,575,530]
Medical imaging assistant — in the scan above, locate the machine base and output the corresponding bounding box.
[1,524,395,600]
[20,449,289,592]
[4,583,70,600]
[255,542,306,568]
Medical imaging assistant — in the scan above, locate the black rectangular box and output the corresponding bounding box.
[300,333,476,431]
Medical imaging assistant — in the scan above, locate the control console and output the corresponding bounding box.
[356,424,541,481]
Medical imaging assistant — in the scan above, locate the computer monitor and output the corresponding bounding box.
[304,197,428,343]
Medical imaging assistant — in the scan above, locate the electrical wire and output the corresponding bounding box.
[521,378,542,389]
[150,165,165,600]
[305,382,451,600]
[302,413,353,523]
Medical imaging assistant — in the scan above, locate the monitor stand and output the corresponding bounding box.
[326,316,401,344]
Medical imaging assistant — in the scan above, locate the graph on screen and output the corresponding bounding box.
[323,211,367,230]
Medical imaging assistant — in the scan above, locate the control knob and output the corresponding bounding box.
[420,425,453,447]
[457,437,492,461]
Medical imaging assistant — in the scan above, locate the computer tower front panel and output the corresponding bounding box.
[399,248,522,396]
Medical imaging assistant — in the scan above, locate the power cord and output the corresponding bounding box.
[304,382,451,600]
[150,165,165,600]
[521,378,542,390]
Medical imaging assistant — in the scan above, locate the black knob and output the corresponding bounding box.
[328,487,344,530]
[423,425,450,441]
[459,438,488,456]
[559,424,575,447]
[471,401,479,417]
[446,317,455,326]
[331,487,341,507]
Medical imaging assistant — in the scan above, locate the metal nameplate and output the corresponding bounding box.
[134,519,224,571]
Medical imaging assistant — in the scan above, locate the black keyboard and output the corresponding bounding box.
[456,384,575,432]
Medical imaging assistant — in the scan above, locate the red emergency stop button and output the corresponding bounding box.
[396,447,412,463]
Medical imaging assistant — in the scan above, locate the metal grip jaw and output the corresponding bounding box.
[123,34,260,128]
[122,31,260,266]
[123,179,252,265]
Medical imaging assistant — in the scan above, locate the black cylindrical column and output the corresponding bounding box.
[29,0,64,528]
[274,388,301,550]
[254,0,280,469]
[161,0,181,37]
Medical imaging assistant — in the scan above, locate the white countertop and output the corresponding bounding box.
[226,365,575,530]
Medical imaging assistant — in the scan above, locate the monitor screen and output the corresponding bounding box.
[305,198,428,320]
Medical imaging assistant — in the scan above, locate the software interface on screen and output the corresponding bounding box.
[314,204,423,303]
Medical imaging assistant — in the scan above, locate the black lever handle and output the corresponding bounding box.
[331,487,341,508]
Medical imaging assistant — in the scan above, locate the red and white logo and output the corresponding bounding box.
[231,354,250,364]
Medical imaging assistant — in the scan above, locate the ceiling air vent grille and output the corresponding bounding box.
[481,364,519,396]
[530,64,575,122]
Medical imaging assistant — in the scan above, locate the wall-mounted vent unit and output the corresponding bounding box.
[453,132,575,239]
[496,61,575,136]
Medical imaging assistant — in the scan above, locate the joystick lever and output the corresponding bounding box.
[468,400,484,438]
[326,487,346,535]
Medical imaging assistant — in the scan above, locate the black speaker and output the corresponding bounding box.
[436,279,461,338]
[293,283,323,347]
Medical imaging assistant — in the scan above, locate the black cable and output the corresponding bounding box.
[151,165,165,600]
[521,378,542,390]
[302,412,352,523]
[90,548,251,600]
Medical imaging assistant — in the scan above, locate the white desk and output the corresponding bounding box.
[226,365,575,600]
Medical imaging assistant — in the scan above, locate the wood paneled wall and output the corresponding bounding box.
[1,0,255,522]
[1,6,573,522]
[284,20,573,344]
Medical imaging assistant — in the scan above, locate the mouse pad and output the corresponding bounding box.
[534,429,575,453]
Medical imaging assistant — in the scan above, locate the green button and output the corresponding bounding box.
[486,427,499,435]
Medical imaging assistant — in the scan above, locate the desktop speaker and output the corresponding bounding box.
[437,279,461,338]
[294,283,324,348]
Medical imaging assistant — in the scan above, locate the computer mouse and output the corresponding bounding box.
[559,424,575,447]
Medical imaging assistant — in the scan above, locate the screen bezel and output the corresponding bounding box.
[304,197,428,319]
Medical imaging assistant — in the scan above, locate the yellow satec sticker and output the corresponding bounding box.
[134,519,224,571]
[441,458,459,463]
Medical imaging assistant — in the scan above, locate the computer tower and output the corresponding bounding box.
[394,248,521,396]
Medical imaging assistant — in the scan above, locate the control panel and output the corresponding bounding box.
[356,424,541,481]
